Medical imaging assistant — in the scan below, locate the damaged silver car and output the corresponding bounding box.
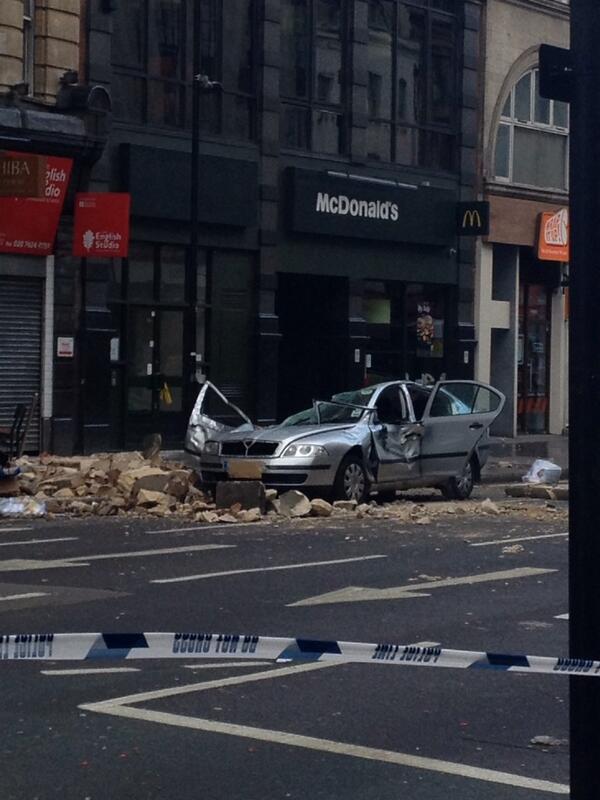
[185,379,505,503]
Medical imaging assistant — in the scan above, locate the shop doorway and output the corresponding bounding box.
[363,282,449,384]
[276,274,349,421]
[517,283,551,433]
[125,306,186,446]
[118,245,256,448]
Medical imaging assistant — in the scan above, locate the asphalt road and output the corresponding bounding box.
[0,490,570,799]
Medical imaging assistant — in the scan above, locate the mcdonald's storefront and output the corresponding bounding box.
[272,168,468,421]
[474,194,569,436]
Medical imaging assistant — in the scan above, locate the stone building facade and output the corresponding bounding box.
[0,0,107,453]
[474,0,569,435]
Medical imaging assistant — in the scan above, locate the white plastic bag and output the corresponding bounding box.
[0,498,46,517]
[522,459,562,485]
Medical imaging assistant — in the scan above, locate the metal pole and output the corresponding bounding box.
[569,2,600,797]
[189,0,201,367]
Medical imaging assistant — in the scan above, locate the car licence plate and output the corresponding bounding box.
[225,459,264,480]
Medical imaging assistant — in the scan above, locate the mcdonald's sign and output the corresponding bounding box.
[456,201,489,236]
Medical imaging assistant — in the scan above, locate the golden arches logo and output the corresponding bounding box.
[462,209,482,229]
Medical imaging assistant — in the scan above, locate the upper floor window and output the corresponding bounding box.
[280,0,348,155]
[494,69,569,191]
[111,0,256,140]
[367,0,457,171]
[23,0,35,93]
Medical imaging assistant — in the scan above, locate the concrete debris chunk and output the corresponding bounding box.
[237,508,262,523]
[130,467,172,495]
[279,490,311,518]
[480,498,501,515]
[215,481,266,513]
[196,510,219,523]
[502,543,525,554]
[53,487,75,500]
[333,500,358,512]
[218,513,238,524]
[530,735,568,748]
[310,498,334,517]
[136,489,170,508]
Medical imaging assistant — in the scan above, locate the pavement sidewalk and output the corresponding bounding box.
[483,434,569,485]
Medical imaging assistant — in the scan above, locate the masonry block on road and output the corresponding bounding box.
[505,483,569,501]
[215,481,266,513]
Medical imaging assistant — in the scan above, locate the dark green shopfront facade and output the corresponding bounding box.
[66,0,483,453]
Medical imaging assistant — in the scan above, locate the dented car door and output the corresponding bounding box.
[369,384,422,484]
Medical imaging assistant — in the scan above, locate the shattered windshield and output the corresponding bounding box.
[282,387,378,426]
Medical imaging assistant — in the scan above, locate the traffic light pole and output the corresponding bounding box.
[569,2,600,797]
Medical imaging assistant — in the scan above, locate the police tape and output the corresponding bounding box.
[0,631,597,677]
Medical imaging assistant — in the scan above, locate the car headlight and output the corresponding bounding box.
[282,444,328,457]
[203,441,221,455]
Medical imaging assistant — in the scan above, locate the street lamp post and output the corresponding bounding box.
[188,1,222,403]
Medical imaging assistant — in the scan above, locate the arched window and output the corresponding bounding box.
[494,68,569,191]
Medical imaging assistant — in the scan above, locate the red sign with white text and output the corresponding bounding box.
[73,193,131,258]
[0,154,72,255]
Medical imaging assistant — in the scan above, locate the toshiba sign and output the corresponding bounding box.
[537,208,569,261]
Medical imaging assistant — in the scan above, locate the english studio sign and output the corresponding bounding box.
[289,168,455,246]
[73,193,131,258]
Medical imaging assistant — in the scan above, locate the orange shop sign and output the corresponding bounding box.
[537,208,569,261]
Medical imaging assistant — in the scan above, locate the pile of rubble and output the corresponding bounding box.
[5,452,208,518]
[0,453,568,523]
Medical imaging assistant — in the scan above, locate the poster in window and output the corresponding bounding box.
[415,302,444,358]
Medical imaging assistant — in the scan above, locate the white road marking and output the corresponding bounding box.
[555,613,569,620]
[0,592,48,602]
[82,661,336,708]
[146,523,258,535]
[80,662,568,795]
[288,567,558,607]
[151,554,387,585]
[0,537,78,548]
[470,533,568,547]
[0,526,33,533]
[41,668,140,676]
[0,543,234,573]
[70,543,235,563]
[182,661,273,671]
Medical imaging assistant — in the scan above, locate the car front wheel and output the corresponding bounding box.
[441,458,474,501]
[334,454,370,504]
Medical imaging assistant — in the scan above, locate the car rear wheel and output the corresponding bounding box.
[441,458,474,501]
[334,454,370,504]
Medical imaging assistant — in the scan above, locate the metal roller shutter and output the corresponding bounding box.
[0,278,43,452]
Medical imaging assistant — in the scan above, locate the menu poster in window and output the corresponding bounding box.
[415,302,444,358]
